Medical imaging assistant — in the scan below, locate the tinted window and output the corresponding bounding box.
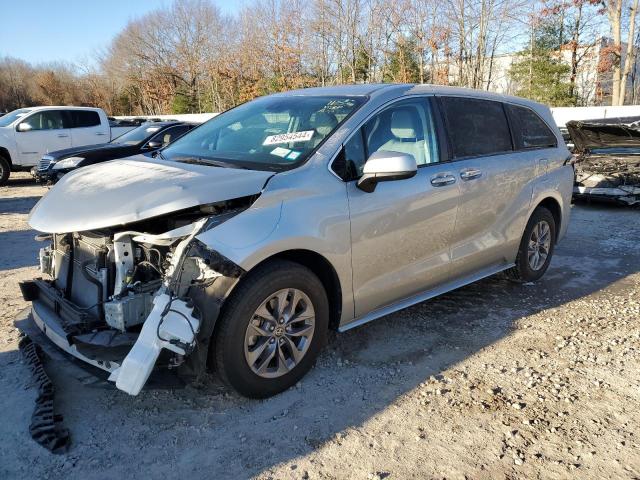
[363,98,439,169]
[71,110,101,128]
[507,104,557,149]
[19,110,68,131]
[440,97,512,158]
[148,125,191,147]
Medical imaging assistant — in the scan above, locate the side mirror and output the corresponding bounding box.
[17,122,32,132]
[146,141,162,149]
[357,150,417,193]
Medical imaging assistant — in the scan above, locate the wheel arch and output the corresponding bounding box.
[234,249,343,331]
[534,196,562,240]
[0,147,12,166]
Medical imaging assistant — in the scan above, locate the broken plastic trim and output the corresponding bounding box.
[185,239,245,279]
[19,335,71,454]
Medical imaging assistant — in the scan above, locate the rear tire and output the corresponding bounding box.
[213,259,329,398]
[0,156,10,186]
[505,206,556,283]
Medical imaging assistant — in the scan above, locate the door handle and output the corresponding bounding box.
[430,173,456,187]
[57,134,69,138]
[95,132,107,136]
[459,168,482,181]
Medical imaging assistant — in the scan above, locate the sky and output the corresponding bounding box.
[0,0,241,67]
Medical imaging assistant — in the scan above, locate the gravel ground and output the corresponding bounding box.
[1,171,639,480]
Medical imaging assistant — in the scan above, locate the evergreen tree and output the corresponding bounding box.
[509,16,577,107]
[510,48,575,106]
[384,37,420,83]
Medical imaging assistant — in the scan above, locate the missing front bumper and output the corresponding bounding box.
[30,299,121,373]
[20,279,202,395]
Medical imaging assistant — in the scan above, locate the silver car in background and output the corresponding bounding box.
[21,84,574,398]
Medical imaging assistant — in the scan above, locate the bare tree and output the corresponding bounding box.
[606,0,639,105]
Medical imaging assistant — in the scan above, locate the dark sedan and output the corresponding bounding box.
[33,121,196,183]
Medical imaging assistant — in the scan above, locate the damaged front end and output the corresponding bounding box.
[567,118,640,206]
[20,197,252,395]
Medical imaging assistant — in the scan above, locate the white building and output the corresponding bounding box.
[449,37,640,106]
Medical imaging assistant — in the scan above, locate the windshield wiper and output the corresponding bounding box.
[173,156,247,169]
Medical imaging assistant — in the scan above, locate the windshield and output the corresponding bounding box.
[161,95,365,171]
[111,124,163,145]
[0,108,32,127]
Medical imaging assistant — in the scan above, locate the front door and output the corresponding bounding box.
[347,97,460,317]
[15,110,71,166]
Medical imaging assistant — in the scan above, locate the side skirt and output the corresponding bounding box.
[338,263,514,332]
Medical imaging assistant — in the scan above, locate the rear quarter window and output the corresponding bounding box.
[440,97,512,159]
[506,104,557,149]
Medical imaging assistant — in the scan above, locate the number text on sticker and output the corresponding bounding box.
[263,130,314,146]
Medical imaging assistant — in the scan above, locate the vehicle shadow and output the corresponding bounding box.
[0,196,42,215]
[0,230,39,270]
[4,204,640,479]
[2,175,38,187]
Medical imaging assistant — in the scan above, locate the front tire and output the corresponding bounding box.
[506,206,556,283]
[213,259,329,398]
[0,155,10,186]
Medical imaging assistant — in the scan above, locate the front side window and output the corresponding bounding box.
[148,125,191,147]
[19,110,68,131]
[71,110,101,128]
[333,98,440,181]
[363,98,439,170]
[161,95,365,172]
[440,97,512,159]
[507,104,557,149]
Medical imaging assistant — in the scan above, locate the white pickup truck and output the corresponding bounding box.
[0,106,136,185]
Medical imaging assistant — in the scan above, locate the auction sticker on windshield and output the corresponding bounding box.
[263,130,314,146]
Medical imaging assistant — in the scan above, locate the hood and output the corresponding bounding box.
[45,143,124,160]
[29,156,274,233]
[0,126,13,144]
[567,118,640,152]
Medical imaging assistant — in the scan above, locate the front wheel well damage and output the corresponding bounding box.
[535,197,562,240]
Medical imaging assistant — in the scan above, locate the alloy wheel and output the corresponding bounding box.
[244,288,315,378]
[527,220,551,271]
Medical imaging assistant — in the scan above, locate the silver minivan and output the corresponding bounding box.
[22,84,574,398]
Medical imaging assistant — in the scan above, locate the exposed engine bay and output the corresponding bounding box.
[567,118,640,205]
[20,196,254,395]
[573,154,640,205]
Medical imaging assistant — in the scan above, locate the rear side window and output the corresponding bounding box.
[70,110,101,128]
[507,104,557,149]
[440,97,512,158]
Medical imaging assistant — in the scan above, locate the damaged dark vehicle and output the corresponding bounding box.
[568,117,640,206]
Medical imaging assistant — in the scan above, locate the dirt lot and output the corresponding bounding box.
[1,171,639,480]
